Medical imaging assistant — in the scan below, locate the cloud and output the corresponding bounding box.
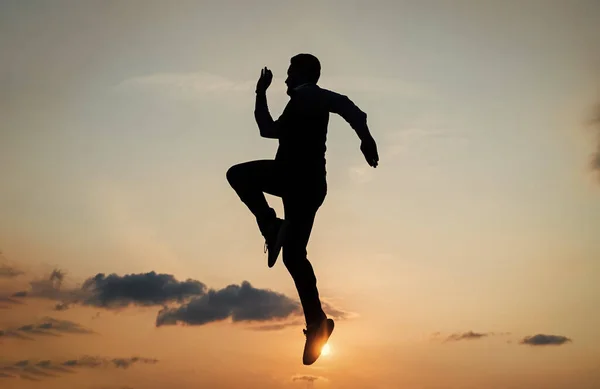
[0,330,34,341]
[0,317,93,340]
[11,269,354,329]
[79,272,206,308]
[12,269,68,300]
[321,301,354,320]
[519,334,572,346]
[590,103,600,180]
[156,281,300,326]
[348,125,470,185]
[0,266,24,279]
[118,71,433,102]
[434,331,512,343]
[0,252,24,278]
[292,375,328,383]
[13,270,206,309]
[0,356,158,381]
[444,331,491,342]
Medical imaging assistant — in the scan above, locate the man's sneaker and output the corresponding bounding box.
[263,218,287,268]
[302,318,335,365]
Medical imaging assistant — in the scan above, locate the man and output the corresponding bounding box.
[226,53,379,365]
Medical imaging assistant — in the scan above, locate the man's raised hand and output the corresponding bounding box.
[256,67,273,94]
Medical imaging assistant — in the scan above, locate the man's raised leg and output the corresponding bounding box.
[226,160,286,265]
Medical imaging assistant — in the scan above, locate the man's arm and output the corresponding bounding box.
[328,91,379,167]
[254,91,279,139]
[328,92,371,140]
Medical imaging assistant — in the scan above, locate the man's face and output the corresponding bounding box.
[285,65,301,96]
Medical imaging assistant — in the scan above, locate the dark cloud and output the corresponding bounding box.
[111,357,158,369]
[14,270,206,309]
[80,272,206,308]
[0,266,24,279]
[520,334,572,346]
[36,360,75,373]
[61,356,157,369]
[156,281,300,326]
[10,269,354,330]
[445,331,490,342]
[0,317,93,341]
[0,356,158,381]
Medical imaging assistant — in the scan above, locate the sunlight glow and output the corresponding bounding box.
[321,343,331,356]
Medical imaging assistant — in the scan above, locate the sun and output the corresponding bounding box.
[321,343,331,356]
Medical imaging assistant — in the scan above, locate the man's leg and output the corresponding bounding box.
[226,160,283,237]
[281,194,326,327]
[282,190,334,365]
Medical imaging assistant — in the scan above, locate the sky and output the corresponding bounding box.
[1,0,600,388]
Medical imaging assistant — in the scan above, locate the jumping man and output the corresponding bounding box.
[226,53,379,365]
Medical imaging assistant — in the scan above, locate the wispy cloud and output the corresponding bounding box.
[433,330,511,343]
[0,317,94,341]
[348,125,470,184]
[520,334,572,346]
[589,103,600,181]
[444,331,490,342]
[292,374,329,384]
[0,251,24,279]
[0,356,158,381]
[118,71,433,101]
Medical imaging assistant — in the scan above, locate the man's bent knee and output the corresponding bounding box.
[226,164,243,187]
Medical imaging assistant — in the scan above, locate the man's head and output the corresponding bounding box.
[285,53,320,95]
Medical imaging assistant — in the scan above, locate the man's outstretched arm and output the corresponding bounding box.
[328,92,379,167]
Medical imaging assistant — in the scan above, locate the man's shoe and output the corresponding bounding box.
[263,218,287,268]
[302,318,335,365]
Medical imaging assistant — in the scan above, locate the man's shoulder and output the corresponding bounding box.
[295,85,346,104]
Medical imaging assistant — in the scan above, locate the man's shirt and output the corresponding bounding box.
[255,84,368,181]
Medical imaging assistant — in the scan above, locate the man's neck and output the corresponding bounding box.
[294,82,316,91]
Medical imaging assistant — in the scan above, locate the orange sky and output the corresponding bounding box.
[2,1,600,389]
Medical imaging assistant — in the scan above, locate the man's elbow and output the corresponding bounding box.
[258,126,277,139]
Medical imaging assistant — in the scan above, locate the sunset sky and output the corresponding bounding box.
[1,1,600,388]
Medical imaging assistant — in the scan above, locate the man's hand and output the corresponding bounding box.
[256,67,273,94]
[360,136,379,168]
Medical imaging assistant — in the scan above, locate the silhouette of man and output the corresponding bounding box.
[226,53,379,365]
